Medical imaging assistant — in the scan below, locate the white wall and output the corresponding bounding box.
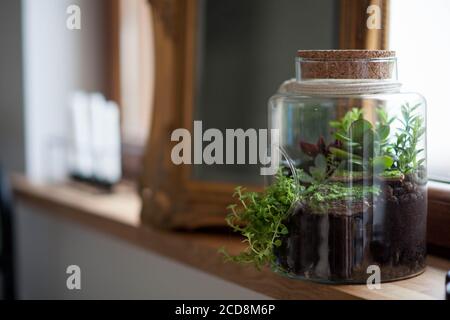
[22,0,108,182]
[15,203,269,299]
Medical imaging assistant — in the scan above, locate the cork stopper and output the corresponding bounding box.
[296,50,397,80]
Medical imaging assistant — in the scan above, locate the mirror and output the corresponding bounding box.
[192,0,340,185]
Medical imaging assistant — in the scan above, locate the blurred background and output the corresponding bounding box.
[0,0,449,299]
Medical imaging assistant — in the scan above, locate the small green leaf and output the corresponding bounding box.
[349,119,373,142]
[349,158,364,166]
[335,132,352,142]
[329,121,341,128]
[330,147,362,161]
[377,125,390,141]
[310,166,326,182]
[343,141,360,148]
[314,154,327,170]
[298,171,314,183]
[373,155,394,171]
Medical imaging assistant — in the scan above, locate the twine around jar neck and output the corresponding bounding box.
[278,79,402,96]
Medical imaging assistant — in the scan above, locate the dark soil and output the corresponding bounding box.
[371,176,427,281]
[274,177,427,283]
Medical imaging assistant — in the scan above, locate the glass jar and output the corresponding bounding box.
[269,50,427,283]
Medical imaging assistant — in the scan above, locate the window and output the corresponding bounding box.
[390,0,450,182]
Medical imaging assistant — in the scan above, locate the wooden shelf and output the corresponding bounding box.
[12,174,450,300]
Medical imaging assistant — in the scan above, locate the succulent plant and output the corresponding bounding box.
[297,105,425,183]
[297,154,328,184]
[329,109,394,173]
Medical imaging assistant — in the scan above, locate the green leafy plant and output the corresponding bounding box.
[297,154,331,184]
[392,103,425,175]
[220,170,299,269]
[329,108,394,172]
[329,108,364,139]
[375,107,396,159]
[328,105,425,176]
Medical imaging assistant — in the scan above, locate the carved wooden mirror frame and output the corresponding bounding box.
[140,0,390,230]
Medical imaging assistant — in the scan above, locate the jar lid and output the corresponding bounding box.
[296,50,397,80]
[297,50,395,60]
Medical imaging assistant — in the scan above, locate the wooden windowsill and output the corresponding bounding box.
[428,180,450,250]
[11,174,450,300]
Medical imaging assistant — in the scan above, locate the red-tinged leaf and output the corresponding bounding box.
[300,141,319,157]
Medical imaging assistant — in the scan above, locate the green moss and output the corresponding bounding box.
[331,170,365,179]
[378,170,403,179]
[304,182,380,213]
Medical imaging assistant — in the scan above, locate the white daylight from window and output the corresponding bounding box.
[390,0,450,182]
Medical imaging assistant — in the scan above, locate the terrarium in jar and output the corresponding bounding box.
[269,50,427,283]
[222,50,426,284]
